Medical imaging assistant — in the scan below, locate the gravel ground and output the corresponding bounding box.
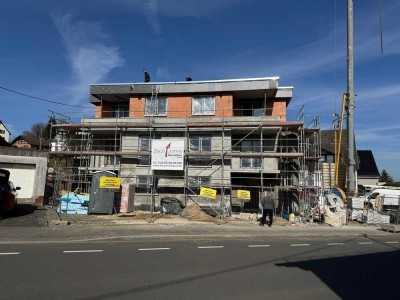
[0,203,49,227]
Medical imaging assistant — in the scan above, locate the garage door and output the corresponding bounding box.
[0,163,36,199]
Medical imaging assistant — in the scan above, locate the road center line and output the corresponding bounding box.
[358,242,373,245]
[0,252,20,255]
[63,250,104,253]
[385,241,399,244]
[198,246,224,249]
[327,243,344,246]
[291,244,310,247]
[138,248,170,251]
[248,245,271,248]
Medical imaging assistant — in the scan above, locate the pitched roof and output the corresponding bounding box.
[0,120,11,134]
[320,130,348,155]
[11,135,49,147]
[357,150,380,177]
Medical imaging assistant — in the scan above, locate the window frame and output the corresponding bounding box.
[113,103,129,118]
[145,97,167,116]
[192,96,215,116]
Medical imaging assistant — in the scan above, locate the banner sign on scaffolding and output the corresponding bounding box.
[151,140,184,170]
[99,177,121,189]
[237,189,251,201]
[200,187,217,199]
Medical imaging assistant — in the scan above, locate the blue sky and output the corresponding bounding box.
[1,0,399,179]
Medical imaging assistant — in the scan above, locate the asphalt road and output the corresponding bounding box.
[1,236,399,299]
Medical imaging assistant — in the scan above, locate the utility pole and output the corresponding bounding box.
[347,0,356,195]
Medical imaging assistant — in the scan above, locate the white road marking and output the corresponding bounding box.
[385,241,399,244]
[248,245,271,248]
[0,252,20,255]
[197,246,224,249]
[138,248,170,251]
[358,242,373,245]
[327,243,344,246]
[291,244,310,247]
[63,250,104,253]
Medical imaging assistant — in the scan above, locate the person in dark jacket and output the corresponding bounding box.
[259,192,275,227]
[143,69,150,82]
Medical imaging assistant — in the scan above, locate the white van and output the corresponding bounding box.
[350,188,400,209]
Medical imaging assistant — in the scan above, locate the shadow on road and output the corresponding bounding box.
[277,250,400,299]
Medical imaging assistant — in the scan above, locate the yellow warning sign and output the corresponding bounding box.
[200,187,217,199]
[99,177,121,189]
[237,190,251,200]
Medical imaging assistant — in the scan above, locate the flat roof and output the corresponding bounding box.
[89,76,293,104]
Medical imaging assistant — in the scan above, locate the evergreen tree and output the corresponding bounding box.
[379,169,394,183]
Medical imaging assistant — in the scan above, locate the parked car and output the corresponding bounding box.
[0,169,21,213]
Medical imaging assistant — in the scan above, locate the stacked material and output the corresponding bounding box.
[351,210,363,220]
[350,197,364,209]
[357,211,390,224]
[58,192,89,215]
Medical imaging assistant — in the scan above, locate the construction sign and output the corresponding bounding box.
[237,189,251,201]
[99,177,121,189]
[200,187,217,199]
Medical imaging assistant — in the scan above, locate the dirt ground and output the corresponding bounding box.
[0,203,334,227]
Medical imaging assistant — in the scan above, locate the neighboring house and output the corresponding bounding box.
[11,135,50,150]
[320,130,348,192]
[0,146,48,203]
[52,77,321,214]
[357,150,379,186]
[0,121,11,142]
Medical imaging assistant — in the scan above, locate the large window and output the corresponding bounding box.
[113,104,129,118]
[192,96,215,115]
[242,103,263,116]
[241,139,262,168]
[189,134,212,152]
[189,134,212,166]
[145,97,167,116]
[138,134,161,165]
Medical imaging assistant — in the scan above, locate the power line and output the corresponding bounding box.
[0,86,91,108]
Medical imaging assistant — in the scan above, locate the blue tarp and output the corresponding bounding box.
[57,192,89,215]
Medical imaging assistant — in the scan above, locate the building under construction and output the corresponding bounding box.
[50,77,321,217]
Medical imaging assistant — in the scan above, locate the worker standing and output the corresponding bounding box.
[259,192,275,227]
[143,69,151,82]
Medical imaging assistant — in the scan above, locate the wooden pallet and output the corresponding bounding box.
[380,224,400,233]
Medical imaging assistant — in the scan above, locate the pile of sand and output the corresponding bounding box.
[182,205,219,223]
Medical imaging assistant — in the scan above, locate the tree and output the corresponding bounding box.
[22,116,57,140]
[379,169,394,183]
[22,122,47,139]
[44,116,57,139]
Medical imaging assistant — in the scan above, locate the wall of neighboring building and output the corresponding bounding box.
[12,139,32,149]
[358,177,379,186]
[0,147,48,203]
[0,123,10,142]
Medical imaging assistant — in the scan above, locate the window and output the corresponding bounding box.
[0,130,5,134]
[189,134,212,152]
[241,139,262,168]
[192,96,215,115]
[242,103,263,116]
[145,97,167,116]
[136,175,152,194]
[113,104,129,118]
[189,134,212,166]
[138,134,161,165]
[241,157,262,168]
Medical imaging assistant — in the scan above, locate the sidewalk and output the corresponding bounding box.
[0,221,394,244]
